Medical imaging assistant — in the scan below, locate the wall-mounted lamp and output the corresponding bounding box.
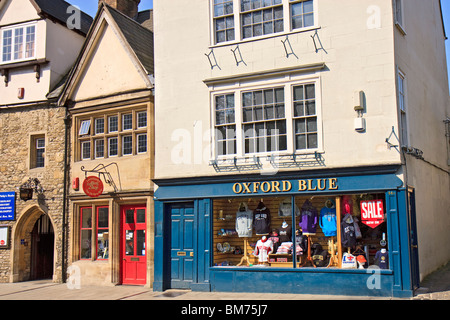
[19,178,44,201]
[354,91,366,132]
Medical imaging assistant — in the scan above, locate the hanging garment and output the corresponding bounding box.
[278,198,300,217]
[253,201,271,235]
[299,200,318,235]
[279,223,292,243]
[319,205,337,237]
[235,202,253,238]
[341,214,357,248]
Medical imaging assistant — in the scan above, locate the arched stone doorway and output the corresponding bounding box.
[11,205,56,282]
[30,214,54,280]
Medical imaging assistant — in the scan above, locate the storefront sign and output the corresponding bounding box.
[82,176,104,198]
[0,192,15,221]
[232,178,338,195]
[360,199,385,228]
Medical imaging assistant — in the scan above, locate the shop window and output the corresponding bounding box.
[213,193,388,270]
[79,206,109,260]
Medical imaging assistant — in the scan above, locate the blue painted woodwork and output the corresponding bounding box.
[152,167,417,297]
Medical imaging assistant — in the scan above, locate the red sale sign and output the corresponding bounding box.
[360,200,385,228]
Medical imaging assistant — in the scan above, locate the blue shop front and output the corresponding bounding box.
[153,165,420,298]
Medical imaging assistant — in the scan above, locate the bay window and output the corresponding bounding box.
[1,23,36,63]
[76,109,148,161]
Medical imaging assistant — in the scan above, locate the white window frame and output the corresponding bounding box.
[1,22,36,64]
[137,133,148,154]
[394,0,406,35]
[209,0,318,46]
[210,75,322,160]
[397,68,408,146]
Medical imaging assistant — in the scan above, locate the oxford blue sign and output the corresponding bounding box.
[0,192,15,221]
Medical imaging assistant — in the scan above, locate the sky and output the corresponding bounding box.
[68,0,153,17]
[442,1,450,84]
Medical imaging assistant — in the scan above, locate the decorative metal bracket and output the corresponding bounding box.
[267,152,325,169]
[231,45,247,66]
[80,163,122,193]
[385,126,399,150]
[210,156,261,172]
[281,35,298,59]
[311,30,327,54]
[205,49,221,70]
[19,178,44,201]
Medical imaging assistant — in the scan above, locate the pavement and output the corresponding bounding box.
[0,262,448,302]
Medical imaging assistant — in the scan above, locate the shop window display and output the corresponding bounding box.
[213,194,388,269]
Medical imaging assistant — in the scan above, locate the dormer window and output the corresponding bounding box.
[1,23,36,64]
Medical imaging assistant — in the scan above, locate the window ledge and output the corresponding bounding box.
[395,22,406,36]
[0,58,48,71]
[209,26,321,49]
[203,62,326,86]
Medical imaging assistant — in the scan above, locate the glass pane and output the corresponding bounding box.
[307,117,317,132]
[304,0,314,13]
[292,16,303,29]
[126,209,134,224]
[264,90,274,104]
[304,13,314,27]
[97,207,109,228]
[307,133,318,148]
[243,108,253,122]
[217,141,225,156]
[243,92,253,106]
[275,104,285,118]
[136,230,145,256]
[97,230,109,259]
[305,84,315,99]
[296,134,306,149]
[275,88,284,102]
[293,86,304,100]
[81,230,92,259]
[125,230,134,255]
[254,106,263,121]
[81,208,92,228]
[305,101,316,115]
[279,135,287,151]
[123,114,132,130]
[137,209,146,223]
[294,102,304,117]
[295,119,306,134]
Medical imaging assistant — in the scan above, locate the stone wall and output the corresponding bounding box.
[0,104,68,283]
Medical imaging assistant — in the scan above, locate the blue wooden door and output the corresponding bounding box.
[170,203,195,289]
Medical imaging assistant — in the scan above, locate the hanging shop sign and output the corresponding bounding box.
[83,176,104,198]
[360,199,385,228]
[0,192,15,221]
[232,178,338,195]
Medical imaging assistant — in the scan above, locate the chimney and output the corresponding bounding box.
[99,0,141,19]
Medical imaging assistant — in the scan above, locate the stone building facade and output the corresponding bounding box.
[0,0,92,283]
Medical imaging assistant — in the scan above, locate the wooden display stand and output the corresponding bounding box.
[327,237,339,268]
[301,235,316,268]
[237,239,250,266]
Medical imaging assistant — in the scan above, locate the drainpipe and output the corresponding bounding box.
[62,108,71,283]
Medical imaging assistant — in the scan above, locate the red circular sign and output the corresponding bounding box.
[83,176,104,198]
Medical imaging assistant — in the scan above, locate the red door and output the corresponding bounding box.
[121,205,147,285]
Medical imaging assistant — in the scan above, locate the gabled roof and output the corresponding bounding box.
[106,5,154,75]
[56,2,154,105]
[31,0,93,35]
